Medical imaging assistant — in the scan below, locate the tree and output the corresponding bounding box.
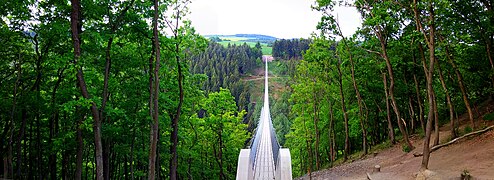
[148,0,161,178]
[69,0,104,179]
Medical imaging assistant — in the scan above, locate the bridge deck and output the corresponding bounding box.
[253,108,275,179]
[236,61,291,180]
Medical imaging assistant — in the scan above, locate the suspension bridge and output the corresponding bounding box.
[236,61,292,180]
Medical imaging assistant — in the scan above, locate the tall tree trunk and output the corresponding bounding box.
[311,82,320,169]
[336,20,368,155]
[62,150,68,179]
[102,37,113,180]
[16,109,27,178]
[381,45,413,150]
[412,51,425,131]
[404,76,415,134]
[70,0,104,178]
[169,9,184,179]
[336,58,350,161]
[436,58,456,138]
[7,55,22,179]
[438,35,475,129]
[76,108,84,180]
[130,130,135,180]
[33,34,45,179]
[382,73,395,144]
[416,0,436,169]
[148,0,161,178]
[408,96,416,134]
[302,115,312,178]
[361,0,413,148]
[49,67,64,180]
[327,89,336,167]
[433,92,440,146]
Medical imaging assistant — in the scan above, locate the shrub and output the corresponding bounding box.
[484,112,494,121]
[464,126,473,134]
[402,144,412,153]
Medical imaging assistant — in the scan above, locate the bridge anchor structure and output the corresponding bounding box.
[236,61,292,180]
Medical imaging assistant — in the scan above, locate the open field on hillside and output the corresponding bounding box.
[206,35,274,55]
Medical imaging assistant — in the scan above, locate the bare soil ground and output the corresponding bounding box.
[297,100,494,180]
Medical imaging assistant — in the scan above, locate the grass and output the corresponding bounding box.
[215,38,272,55]
[262,46,272,55]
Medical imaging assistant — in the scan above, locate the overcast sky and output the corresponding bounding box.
[188,0,362,39]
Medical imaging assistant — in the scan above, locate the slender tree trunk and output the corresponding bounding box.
[16,109,27,178]
[102,37,113,180]
[382,46,413,149]
[7,56,22,179]
[130,130,135,180]
[369,16,413,148]
[33,35,45,179]
[433,92,440,146]
[70,0,104,178]
[76,109,84,180]
[170,11,184,180]
[409,96,416,134]
[327,93,336,166]
[436,58,456,138]
[416,0,436,169]
[148,0,161,178]
[360,1,413,147]
[336,21,368,155]
[62,150,68,179]
[311,83,320,169]
[302,115,312,178]
[336,58,350,161]
[438,36,476,129]
[27,120,33,179]
[486,41,494,92]
[412,52,425,131]
[383,73,395,144]
[156,129,160,180]
[49,68,64,180]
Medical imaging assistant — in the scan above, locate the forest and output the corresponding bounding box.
[282,0,494,176]
[0,0,258,179]
[272,38,311,60]
[1,0,494,179]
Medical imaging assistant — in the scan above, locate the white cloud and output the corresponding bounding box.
[188,0,361,39]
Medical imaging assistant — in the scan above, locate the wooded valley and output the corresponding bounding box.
[1,0,494,179]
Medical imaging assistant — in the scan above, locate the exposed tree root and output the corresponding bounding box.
[413,125,494,157]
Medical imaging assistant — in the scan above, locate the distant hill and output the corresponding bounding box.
[204,34,278,44]
[233,34,277,41]
[204,34,277,55]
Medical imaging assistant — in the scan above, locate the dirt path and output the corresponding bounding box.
[297,102,494,180]
[242,76,285,82]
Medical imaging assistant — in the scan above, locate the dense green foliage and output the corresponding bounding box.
[190,41,262,112]
[2,0,493,179]
[272,38,311,60]
[282,0,494,176]
[0,0,252,179]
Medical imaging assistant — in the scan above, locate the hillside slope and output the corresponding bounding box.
[297,101,494,180]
